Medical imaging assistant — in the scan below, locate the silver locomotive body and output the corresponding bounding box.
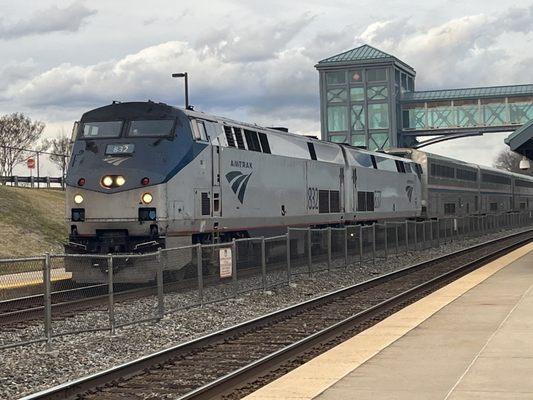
[66,102,422,283]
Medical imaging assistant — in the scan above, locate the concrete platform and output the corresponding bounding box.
[244,243,533,400]
[0,268,71,290]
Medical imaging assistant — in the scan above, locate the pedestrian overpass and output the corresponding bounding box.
[400,84,533,149]
[315,44,533,157]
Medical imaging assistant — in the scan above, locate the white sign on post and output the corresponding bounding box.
[219,247,233,278]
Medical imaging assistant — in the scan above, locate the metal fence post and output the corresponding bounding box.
[372,223,376,266]
[196,244,203,306]
[44,253,52,349]
[395,223,399,255]
[108,254,115,336]
[327,227,332,271]
[261,237,267,290]
[384,222,388,259]
[286,232,291,284]
[359,225,363,267]
[436,219,440,247]
[405,220,408,254]
[414,221,418,250]
[156,249,164,318]
[232,239,237,296]
[344,227,348,268]
[307,228,312,277]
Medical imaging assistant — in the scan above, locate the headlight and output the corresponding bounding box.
[142,192,153,204]
[74,194,84,204]
[115,176,126,186]
[102,176,113,188]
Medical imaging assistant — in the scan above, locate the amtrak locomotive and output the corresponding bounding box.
[65,101,422,282]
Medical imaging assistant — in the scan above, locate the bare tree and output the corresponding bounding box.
[494,148,533,176]
[42,131,71,180]
[0,113,46,177]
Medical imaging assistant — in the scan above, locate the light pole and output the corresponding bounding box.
[171,72,189,109]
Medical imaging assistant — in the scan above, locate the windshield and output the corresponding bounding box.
[127,119,175,137]
[81,121,123,138]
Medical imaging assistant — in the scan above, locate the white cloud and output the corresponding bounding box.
[1,2,532,167]
[0,1,96,40]
[5,38,319,122]
[194,13,315,62]
[358,5,533,89]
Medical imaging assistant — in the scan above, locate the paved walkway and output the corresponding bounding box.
[244,243,533,400]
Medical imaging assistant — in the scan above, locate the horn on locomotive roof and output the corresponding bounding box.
[171,72,194,110]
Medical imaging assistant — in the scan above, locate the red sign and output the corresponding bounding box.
[27,158,35,169]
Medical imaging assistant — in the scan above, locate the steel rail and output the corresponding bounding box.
[20,228,533,400]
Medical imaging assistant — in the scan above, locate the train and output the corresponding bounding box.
[64,101,533,282]
[386,149,533,218]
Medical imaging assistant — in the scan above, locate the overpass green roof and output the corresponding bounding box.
[402,84,533,102]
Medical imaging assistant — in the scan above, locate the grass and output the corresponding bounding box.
[0,185,66,261]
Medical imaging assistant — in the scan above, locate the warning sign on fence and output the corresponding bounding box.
[219,247,233,278]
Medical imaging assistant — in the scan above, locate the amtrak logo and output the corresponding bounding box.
[104,156,128,166]
[405,185,414,202]
[226,171,252,204]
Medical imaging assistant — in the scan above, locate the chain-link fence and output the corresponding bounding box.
[0,145,68,189]
[1,211,533,350]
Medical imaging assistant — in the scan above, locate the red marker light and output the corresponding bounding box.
[141,177,150,186]
[78,178,86,186]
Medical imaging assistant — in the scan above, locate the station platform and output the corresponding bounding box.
[0,268,71,290]
[244,243,533,400]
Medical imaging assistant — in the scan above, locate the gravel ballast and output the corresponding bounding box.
[0,227,530,399]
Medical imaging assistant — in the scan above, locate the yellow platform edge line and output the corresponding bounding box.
[0,274,71,290]
[243,243,533,400]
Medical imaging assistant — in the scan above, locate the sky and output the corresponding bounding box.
[1,0,532,168]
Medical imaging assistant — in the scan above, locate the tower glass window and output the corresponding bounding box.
[367,85,388,100]
[326,71,346,85]
[351,134,366,147]
[351,104,365,130]
[327,88,348,103]
[368,103,389,129]
[330,135,347,143]
[350,87,365,102]
[367,68,387,82]
[328,106,348,132]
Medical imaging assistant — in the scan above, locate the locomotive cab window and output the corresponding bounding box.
[81,121,123,138]
[128,119,175,137]
[191,120,209,141]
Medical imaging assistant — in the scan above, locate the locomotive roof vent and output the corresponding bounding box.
[268,126,289,132]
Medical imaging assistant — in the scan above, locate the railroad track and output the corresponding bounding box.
[22,228,533,400]
[0,256,289,327]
